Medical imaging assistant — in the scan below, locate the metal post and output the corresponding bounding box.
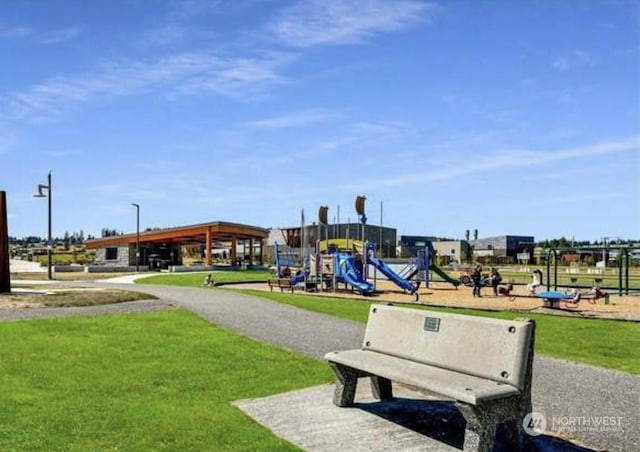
[131,203,140,272]
[379,201,383,258]
[34,171,53,280]
[46,171,52,280]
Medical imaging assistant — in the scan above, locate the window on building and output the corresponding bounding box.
[451,249,455,254]
[488,245,493,250]
[106,247,118,260]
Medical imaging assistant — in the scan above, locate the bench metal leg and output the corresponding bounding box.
[370,376,393,401]
[329,363,359,407]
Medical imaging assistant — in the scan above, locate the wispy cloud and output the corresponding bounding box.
[44,150,83,158]
[0,50,292,124]
[528,192,626,207]
[176,51,292,99]
[244,110,339,129]
[0,24,84,44]
[236,119,413,168]
[346,136,640,189]
[37,26,86,44]
[141,24,188,47]
[268,0,436,47]
[0,130,17,155]
[171,0,224,19]
[552,50,596,71]
[441,94,525,126]
[141,0,240,47]
[0,25,33,39]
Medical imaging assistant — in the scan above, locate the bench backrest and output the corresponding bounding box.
[362,304,534,390]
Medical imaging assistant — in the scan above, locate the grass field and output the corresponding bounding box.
[0,310,331,451]
[138,270,271,287]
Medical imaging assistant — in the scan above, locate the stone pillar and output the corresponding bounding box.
[0,191,10,293]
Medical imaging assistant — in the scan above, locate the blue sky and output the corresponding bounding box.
[1,0,638,242]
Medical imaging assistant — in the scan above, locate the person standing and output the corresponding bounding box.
[489,267,502,296]
[471,264,483,297]
[528,268,543,294]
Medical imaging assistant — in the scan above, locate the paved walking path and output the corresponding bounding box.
[2,282,638,451]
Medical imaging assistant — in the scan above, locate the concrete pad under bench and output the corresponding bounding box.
[234,383,462,451]
[233,383,592,452]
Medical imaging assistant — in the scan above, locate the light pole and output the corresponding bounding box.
[131,203,140,272]
[33,170,53,280]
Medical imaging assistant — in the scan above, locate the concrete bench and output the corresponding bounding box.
[267,278,294,293]
[325,304,536,451]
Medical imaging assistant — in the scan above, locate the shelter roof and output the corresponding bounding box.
[86,221,269,248]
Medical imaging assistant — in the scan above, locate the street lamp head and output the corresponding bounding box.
[33,184,49,198]
[131,203,139,208]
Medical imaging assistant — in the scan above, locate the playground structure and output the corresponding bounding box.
[270,195,463,300]
[269,196,536,301]
[273,242,306,286]
[274,239,423,298]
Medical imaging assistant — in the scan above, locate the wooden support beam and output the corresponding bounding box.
[231,236,237,264]
[205,226,212,266]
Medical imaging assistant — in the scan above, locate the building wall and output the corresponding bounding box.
[399,235,436,258]
[433,241,464,261]
[94,245,131,266]
[432,240,475,263]
[469,235,534,258]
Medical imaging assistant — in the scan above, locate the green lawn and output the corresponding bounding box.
[236,289,640,375]
[0,310,332,451]
[137,270,271,287]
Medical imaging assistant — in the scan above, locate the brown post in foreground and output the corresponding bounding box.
[0,191,10,293]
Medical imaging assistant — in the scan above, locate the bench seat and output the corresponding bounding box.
[325,349,520,404]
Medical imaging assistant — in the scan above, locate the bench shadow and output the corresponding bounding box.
[354,397,595,451]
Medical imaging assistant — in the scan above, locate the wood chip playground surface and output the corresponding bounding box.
[235,280,640,321]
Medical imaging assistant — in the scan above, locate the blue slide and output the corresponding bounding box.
[369,257,417,294]
[339,255,374,293]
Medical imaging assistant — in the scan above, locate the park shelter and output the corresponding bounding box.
[86,221,269,268]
